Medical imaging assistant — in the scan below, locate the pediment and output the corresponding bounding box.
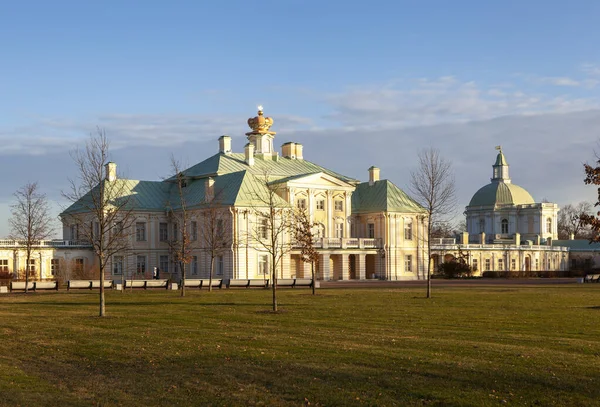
[281,172,355,191]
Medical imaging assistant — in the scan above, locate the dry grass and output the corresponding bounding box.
[0,285,599,406]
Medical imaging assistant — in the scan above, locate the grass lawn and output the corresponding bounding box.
[0,285,599,406]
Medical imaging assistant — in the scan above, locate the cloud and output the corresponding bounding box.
[538,76,580,87]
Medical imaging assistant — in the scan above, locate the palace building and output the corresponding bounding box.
[430,148,590,275]
[53,107,428,282]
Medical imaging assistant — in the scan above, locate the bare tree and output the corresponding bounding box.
[198,190,232,292]
[409,147,456,299]
[166,156,193,297]
[558,202,593,239]
[62,129,134,317]
[293,209,319,295]
[9,182,54,293]
[248,171,294,312]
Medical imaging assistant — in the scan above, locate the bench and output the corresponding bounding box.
[293,278,313,288]
[225,279,270,288]
[124,279,169,289]
[584,274,600,283]
[227,279,252,288]
[67,280,114,290]
[183,279,223,289]
[10,281,59,292]
[275,278,314,288]
[276,278,296,287]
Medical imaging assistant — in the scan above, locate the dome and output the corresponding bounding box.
[468,182,534,207]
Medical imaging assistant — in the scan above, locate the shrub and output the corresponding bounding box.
[482,271,499,278]
[438,261,472,278]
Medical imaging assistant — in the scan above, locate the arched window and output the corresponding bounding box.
[479,218,485,233]
[501,218,508,234]
[546,218,552,234]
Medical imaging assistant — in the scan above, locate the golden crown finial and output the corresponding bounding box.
[246,105,276,135]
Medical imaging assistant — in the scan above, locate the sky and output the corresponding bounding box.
[1,0,599,237]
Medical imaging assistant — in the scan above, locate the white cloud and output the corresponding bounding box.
[539,76,581,86]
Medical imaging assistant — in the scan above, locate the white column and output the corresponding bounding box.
[320,253,330,281]
[358,254,366,280]
[341,254,349,280]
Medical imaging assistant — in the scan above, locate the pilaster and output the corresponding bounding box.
[320,253,330,281]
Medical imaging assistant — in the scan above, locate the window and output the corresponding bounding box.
[498,259,504,271]
[472,259,478,271]
[335,223,343,238]
[501,218,508,234]
[316,199,325,210]
[367,223,375,239]
[217,219,224,236]
[511,258,516,270]
[297,198,307,210]
[479,218,485,233]
[50,259,59,276]
[0,259,8,272]
[136,256,146,274]
[258,254,268,275]
[546,218,552,234]
[113,256,123,275]
[74,258,84,274]
[159,255,169,274]
[316,224,325,239]
[535,258,539,270]
[217,255,224,276]
[93,222,100,239]
[136,222,146,241]
[334,200,343,211]
[192,256,198,275]
[404,219,413,240]
[28,259,36,273]
[404,255,412,272]
[70,224,79,240]
[191,221,198,241]
[485,259,491,271]
[172,223,178,241]
[113,221,124,237]
[259,218,268,240]
[159,223,168,241]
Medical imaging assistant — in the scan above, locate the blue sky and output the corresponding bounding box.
[1,1,599,236]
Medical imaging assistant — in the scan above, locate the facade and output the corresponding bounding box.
[55,108,428,282]
[432,148,583,275]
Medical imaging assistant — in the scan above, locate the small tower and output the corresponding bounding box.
[491,146,511,183]
[246,106,277,160]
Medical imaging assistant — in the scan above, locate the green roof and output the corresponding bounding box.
[62,180,171,215]
[352,180,426,213]
[468,182,534,207]
[180,153,358,184]
[494,151,508,166]
[552,239,600,251]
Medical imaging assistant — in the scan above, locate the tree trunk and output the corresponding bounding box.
[426,221,432,299]
[24,251,30,294]
[99,261,106,317]
[311,261,315,295]
[180,261,185,297]
[272,262,277,312]
[209,255,214,292]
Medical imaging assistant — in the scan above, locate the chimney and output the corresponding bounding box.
[281,142,296,159]
[569,232,575,240]
[461,232,469,245]
[547,237,552,246]
[219,135,232,154]
[480,232,486,244]
[245,143,254,166]
[368,166,380,186]
[295,143,303,160]
[205,177,215,202]
[105,162,117,182]
[515,232,520,246]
